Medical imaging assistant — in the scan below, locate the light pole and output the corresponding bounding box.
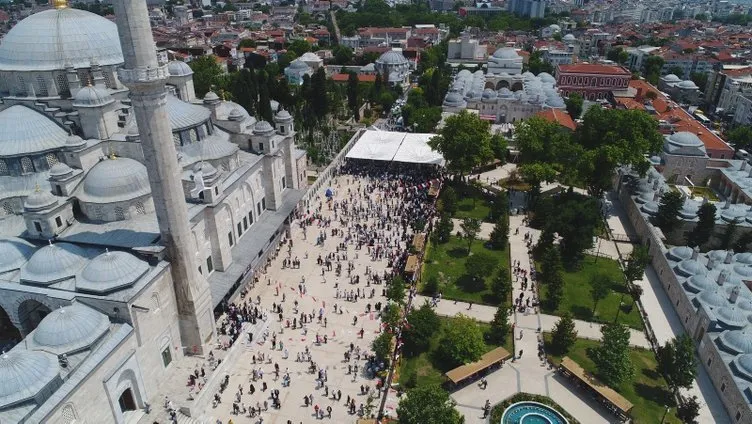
[660,405,671,423]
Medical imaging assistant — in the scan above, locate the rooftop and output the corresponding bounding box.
[557,63,631,75]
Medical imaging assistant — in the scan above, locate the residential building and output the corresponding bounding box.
[447,33,488,63]
[507,0,546,18]
[555,63,631,100]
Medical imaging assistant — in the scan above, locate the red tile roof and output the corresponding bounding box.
[557,64,630,75]
[535,109,576,131]
[331,73,377,83]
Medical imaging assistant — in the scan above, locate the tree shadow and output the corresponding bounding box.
[641,368,661,380]
[482,293,501,305]
[570,305,592,321]
[457,274,486,293]
[448,247,468,258]
[635,383,675,407]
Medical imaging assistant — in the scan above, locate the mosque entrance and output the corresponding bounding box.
[17,299,50,335]
[118,388,137,412]
[0,306,20,351]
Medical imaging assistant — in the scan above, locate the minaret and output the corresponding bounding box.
[113,0,214,352]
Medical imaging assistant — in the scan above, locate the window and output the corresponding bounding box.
[248,211,253,225]
[17,75,27,96]
[56,74,70,96]
[261,197,266,210]
[0,160,7,176]
[114,206,125,221]
[1,203,12,215]
[45,153,58,168]
[189,128,199,143]
[282,176,286,189]
[61,404,77,424]
[161,346,172,367]
[721,382,726,393]
[228,231,233,246]
[198,266,202,274]
[237,222,242,236]
[259,142,264,151]
[257,202,261,216]
[207,256,213,273]
[55,216,63,228]
[34,222,42,232]
[707,357,712,366]
[21,157,33,173]
[243,217,248,230]
[36,75,48,97]
[135,202,146,215]
[172,133,181,146]
[737,411,742,422]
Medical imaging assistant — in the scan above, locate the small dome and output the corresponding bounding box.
[24,189,58,211]
[443,91,466,107]
[722,208,746,223]
[677,259,708,277]
[165,95,211,131]
[522,71,535,79]
[0,105,69,156]
[663,74,681,82]
[0,238,34,274]
[203,91,220,103]
[80,157,150,204]
[49,162,73,178]
[668,131,703,147]
[377,50,408,65]
[227,108,244,121]
[20,242,87,285]
[253,120,274,135]
[642,201,659,215]
[738,299,752,311]
[498,87,513,98]
[482,88,497,101]
[464,90,480,100]
[66,134,86,147]
[492,47,519,59]
[193,161,218,179]
[0,350,60,407]
[708,250,729,262]
[684,274,717,293]
[538,72,555,83]
[732,354,752,381]
[76,250,150,294]
[274,109,293,122]
[545,96,566,108]
[719,328,752,354]
[72,85,113,107]
[734,265,752,277]
[31,303,109,355]
[678,80,699,89]
[679,201,699,219]
[735,252,752,265]
[288,59,310,70]
[563,34,576,42]
[716,306,748,329]
[698,288,727,307]
[167,60,193,77]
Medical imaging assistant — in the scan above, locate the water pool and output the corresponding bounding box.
[500,401,569,424]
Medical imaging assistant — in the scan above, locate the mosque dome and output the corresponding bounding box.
[492,47,519,59]
[641,201,659,215]
[443,91,466,107]
[482,88,497,101]
[227,108,244,121]
[178,136,239,165]
[663,74,681,82]
[563,34,576,42]
[0,7,123,72]
[679,201,699,219]
[49,162,73,178]
[193,162,218,180]
[722,207,746,224]
[274,109,293,123]
[678,80,699,89]
[668,132,704,148]
[165,95,211,131]
[253,120,275,135]
[167,60,193,77]
[0,105,68,156]
[0,350,60,408]
[498,87,514,98]
[0,237,34,274]
[734,264,752,277]
[72,85,114,108]
[522,71,536,79]
[80,157,151,204]
[719,328,752,354]
[203,91,220,104]
[549,24,561,31]
[738,299,752,312]
[19,242,87,285]
[684,274,717,293]
[66,134,86,147]
[31,303,109,355]
[24,189,58,212]
[677,259,708,277]
[538,72,555,83]
[76,250,150,294]
[697,288,727,308]
[732,354,752,382]
[735,252,752,265]
[288,60,309,70]
[377,50,409,66]
[716,306,748,329]
[545,96,566,108]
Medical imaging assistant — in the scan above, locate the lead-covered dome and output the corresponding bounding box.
[253,120,275,135]
[76,250,150,294]
[24,190,59,211]
[0,350,60,408]
[79,157,151,204]
[72,85,114,108]
[719,328,752,354]
[663,74,681,82]
[377,50,408,65]
[165,95,211,131]
[668,132,703,147]
[0,7,123,72]
[492,47,519,59]
[0,105,69,156]
[732,354,752,382]
[167,60,193,77]
[0,237,34,274]
[31,303,110,355]
[19,242,87,285]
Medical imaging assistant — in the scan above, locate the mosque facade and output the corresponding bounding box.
[0,0,307,423]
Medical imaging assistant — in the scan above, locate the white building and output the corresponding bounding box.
[284,59,313,85]
[487,47,523,76]
[374,50,411,87]
[447,32,488,63]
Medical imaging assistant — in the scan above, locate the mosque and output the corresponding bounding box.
[0,0,307,422]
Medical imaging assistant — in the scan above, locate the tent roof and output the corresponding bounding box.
[345,130,445,165]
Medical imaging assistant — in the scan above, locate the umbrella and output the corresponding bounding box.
[325,188,333,198]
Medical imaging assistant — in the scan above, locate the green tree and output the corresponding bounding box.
[624,245,650,284]
[653,190,684,235]
[428,110,493,176]
[541,246,564,309]
[690,72,708,92]
[460,217,481,254]
[590,322,634,387]
[189,55,224,98]
[589,273,612,317]
[488,215,509,249]
[386,275,407,304]
[403,302,440,356]
[347,71,360,120]
[488,304,510,345]
[677,396,700,424]
[372,332,393,365]
[565,93,583,120]
[439,314,486,367]
[726,125,752,151]
[643,55,665,85]
[332,44,353,65]
[606,47,628,65]
[667,65,685,78]
[435,212,453,243]
[657,334,698,391]
[687,203,717,248]
[491,133,508,162]
[550,313,578,355]
[311,67,329,120]
[490,267,511,302]
[441,186,458,216]
[719,218,740,250]
[424,275,440,295]
[465,251,496,283]
[397,385,462,424]
[256,70,273,122]
[735,231,752,252]
[287,39,311,56]
[381,303,402,332]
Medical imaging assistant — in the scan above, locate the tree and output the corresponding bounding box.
[256,70,273,122]
[490,267,511,302]
[439,314,486,367]
[347,71,359,120]
[189,55,224,98]
[332,44,353,65]
[565,93,583,120]
[424,275,440,295]
[550,313,577,355]
[657,334,698,391]
[428,110,493,176]
[690,72,708,92]
[726,125,752,151]
[687,203,716,248]
[488,215,509,249]
[440,186,458,215]
[397,385,462,424]
[643,56,664,85]
[491,133,508,162]
[606,47,628,65]
[372,332,393,365]
[465,251,496,282]
[624,245,650,284]
[311,68,329,120]
[460,217,481,254]
[403,302,440,356]
[386,275,407,304]
[540,246,564,309]
[287,39,311,56]
[381,303,402,332]
[677,396,700,424]
[589,273,612,317]
[590,322,634,387]
[667,65,685,78]
[487,304,510,344]
[435,213,453,243]
[719,218,739,250]
[735,231,752,252]
[653,191,684,236]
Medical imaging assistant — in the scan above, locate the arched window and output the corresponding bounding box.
[77,69,91,86]
[172,133,181,146]
[189,128,199,144]
[0,160,8,176]
[151,292,160,311]
[135,202,146,215]
[45,153,58,168]
[36,75,48,97]
[17,75,27,96]
[114,206,125,221]
[20,157,33,173]
[61,404,77,424]
[1,202,12,216]
[103,71,114,89]
[94,205,104,221]
[56,74,70,97]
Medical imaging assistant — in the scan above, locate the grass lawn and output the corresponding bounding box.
[398,317,513,390]
[421,235,510,305]
[690,186,719,201]
[545,337,681,424]
[441,181,497,222]
[539,255,644,330]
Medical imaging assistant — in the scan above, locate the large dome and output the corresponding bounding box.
[719,328,752,354]
[0,350,60,408]
[165,95,211,131]
[668,131,703,147]
[0,7,123,72]
[0,105,69,156]
[76,251,150,294]
[376,50,408,65]
[0,238,34,274]
[492,47,520,59]
[19,242,87,285]
[31,303,110,355]
[79,157,151,204]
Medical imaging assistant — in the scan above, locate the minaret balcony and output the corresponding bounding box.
[117,65,170,86]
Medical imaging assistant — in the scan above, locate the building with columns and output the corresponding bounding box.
[0,0,307,423]
[555,63,631,100]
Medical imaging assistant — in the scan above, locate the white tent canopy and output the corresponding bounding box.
[346,130,445,165]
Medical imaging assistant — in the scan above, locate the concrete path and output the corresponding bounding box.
[451,218,495,240]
